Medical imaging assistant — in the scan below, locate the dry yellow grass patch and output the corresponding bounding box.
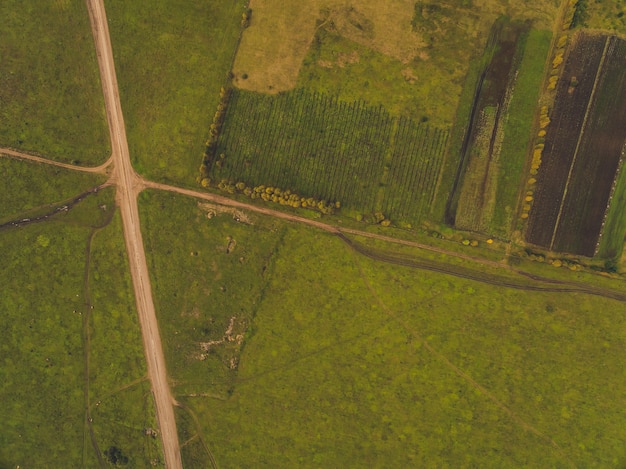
[232,0,320,92]
[233,0,426,93]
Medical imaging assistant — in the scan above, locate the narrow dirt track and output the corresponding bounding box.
[85,1,182,467]
[145,181,626,303]
[0,147,112,174]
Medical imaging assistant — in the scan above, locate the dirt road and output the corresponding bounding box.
[0,147,112,174]
[145,181,626,302]
[85,1,182,468]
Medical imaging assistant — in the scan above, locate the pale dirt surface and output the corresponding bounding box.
[85,1,182,468]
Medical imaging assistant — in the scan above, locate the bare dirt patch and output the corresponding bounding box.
[197,316,246,370]
[198,201,253,224]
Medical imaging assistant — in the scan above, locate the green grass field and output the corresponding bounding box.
[87,209,163,467]
[0,188,161,468]
[139,190,626,467]
[0,157,106,224]
[105,0,247,185]
[0,1,109,165]
[0,220,90,467]
[138,189,285,399]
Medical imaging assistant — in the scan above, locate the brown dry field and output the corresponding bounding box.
[232,0,559,97]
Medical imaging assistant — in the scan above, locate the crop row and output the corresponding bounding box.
[381,116,448,220]
[209,89,448,221]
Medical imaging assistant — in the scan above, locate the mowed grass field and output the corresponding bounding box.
[0,1,109,165]
[0,183,161,468]
[139,190,626,467]
[105,0,247,185]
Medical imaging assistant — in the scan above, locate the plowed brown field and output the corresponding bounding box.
[526,33,626,257]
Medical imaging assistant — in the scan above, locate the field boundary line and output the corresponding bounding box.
[549,35,611,250]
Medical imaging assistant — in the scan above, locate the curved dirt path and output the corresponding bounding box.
[0,147,112,174]
[85,1,182,468]
[146,180,626,302]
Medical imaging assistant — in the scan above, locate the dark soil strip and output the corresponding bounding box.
[525,33,607,249]
[336,232,626,302]
[445,19,528,227]
[551,36,626,255]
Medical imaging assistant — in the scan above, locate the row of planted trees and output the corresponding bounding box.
[213,179,341,215]
[518,2,576,225]
[521,105,550,222]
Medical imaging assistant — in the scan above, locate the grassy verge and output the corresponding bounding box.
[0,1,109,164]
[105,0,246,185]
[0,188,161,467]
[491,29,552,237]
[0,157,106,223]
[138,194,626,466]
[597,156,626,262]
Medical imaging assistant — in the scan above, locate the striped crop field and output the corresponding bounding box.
[381,116,449,220]
[209,88,449,221]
